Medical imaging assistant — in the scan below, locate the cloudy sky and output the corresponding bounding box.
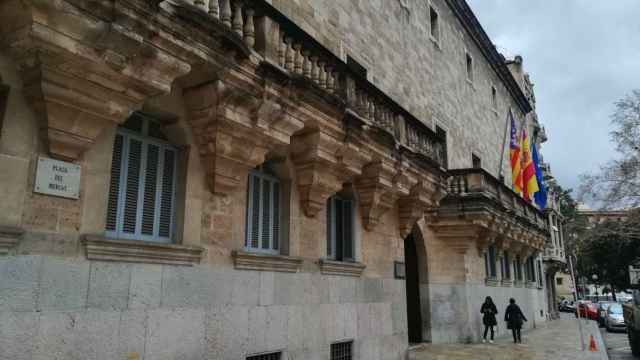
[467,1,640,195]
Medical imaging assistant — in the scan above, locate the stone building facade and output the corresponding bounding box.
[0,0,549,359]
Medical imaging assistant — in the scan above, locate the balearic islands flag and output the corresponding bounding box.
[521,126,539,202]
[509,112,523,194]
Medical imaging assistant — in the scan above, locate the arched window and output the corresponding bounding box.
[326,194,355,262]
[245,164,281,254]
[105,113,177,243]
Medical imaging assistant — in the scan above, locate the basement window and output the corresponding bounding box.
[331,341,353,360]
[246,352,281,360]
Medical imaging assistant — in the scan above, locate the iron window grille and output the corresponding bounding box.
[245,165,281,254]
[326,195,355,262]
[106,114,177,243]
[246,352,281,360]
[331,341,353,360]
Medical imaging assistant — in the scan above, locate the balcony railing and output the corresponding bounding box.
[174,0,447,168]
[447,168,548,232]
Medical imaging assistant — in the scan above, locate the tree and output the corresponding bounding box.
[576,217,640,300]
[580,89,640,210]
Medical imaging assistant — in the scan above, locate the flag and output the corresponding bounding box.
[521,126,539,202]
[532,144,547,208]
[509,112,523,194]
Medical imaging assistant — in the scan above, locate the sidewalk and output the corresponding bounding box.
[408,314,608,360]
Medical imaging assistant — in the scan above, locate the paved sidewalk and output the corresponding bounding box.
[408,314,608,360]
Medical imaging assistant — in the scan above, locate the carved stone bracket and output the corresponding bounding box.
[290,127,370,217]
[398,177,446,238]
[356,159,409,231]
[184,80,304,195]
[1,0,192,160]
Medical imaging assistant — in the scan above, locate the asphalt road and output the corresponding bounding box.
[600,326,636,360]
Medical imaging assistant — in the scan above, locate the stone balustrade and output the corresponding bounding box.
[429,168,548,255]
[183,0,446,169]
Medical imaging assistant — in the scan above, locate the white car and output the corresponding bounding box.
[605,303,626,332]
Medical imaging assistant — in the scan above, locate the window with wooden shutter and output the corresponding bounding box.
[105,114,177,243]
[245,165,281,254]
[326,195,355,262]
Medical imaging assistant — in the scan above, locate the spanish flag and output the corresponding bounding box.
[509,112,523,194]
[521,126,539,202]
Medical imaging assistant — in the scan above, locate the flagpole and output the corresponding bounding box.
[498,109,512,183]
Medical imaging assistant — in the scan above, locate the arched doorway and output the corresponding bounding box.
[404,225,430,343]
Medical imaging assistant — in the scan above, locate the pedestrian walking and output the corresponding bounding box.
[504,298,527,343]
[480,296,498,343]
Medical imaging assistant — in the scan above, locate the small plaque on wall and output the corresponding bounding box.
[34,157,81,199]
[394,261,406,279]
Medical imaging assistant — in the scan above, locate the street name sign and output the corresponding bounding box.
[34,157,81,199]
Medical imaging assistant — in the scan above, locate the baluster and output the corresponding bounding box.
[209,0,219,18]
[278,33,286,67]
[326,66,334,92]
[310,56,319,83]
[221,0,232,27]
[363,95,370,119]
[232,2,243,37]
[243,8,255,48]
[194,0,204,7]
[293,44,303,74]
[318,61,326,88]
[302,50,311,78]
[285,37,294,71]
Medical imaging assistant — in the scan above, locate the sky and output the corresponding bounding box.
[467,0,640,195]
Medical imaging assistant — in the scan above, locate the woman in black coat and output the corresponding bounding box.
[504,298,527,343]
[480,296,498,343]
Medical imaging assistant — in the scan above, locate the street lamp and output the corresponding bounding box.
[592,274,599,298]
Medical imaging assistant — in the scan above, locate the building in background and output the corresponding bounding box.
[0,0,551,358]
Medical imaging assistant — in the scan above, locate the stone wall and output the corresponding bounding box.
[269,0,524,180]
[0,1,549,358]
[0,255,407,360]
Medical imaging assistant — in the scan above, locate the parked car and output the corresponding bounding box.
[597,301,617,327]
[559,300,576,313]
[576,301,598,320]
[605,303,626,332]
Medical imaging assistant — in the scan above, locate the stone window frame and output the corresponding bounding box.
[428,2,441,47]
[484,244,498,286]
[490,85,499,114]
[84,112,204,267]
[105,115,179,244]
[233,158,302,273]
[465,51,474,84]
[319,186,365,277]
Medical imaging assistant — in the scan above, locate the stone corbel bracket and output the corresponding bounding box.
[0,226,24,255]
[356,157,411,231]
[398,174,446,239]
[290,125,371,217]
[184,79,304,195]
[1,0,193,160]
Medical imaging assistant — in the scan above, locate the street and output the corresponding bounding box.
[601,327,636,360]
[409,314,608,360]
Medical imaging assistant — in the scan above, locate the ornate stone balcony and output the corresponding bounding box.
[0,0,449,236]
[543,246,566,264]
[177,0,449,234]
[428,168,548,255]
